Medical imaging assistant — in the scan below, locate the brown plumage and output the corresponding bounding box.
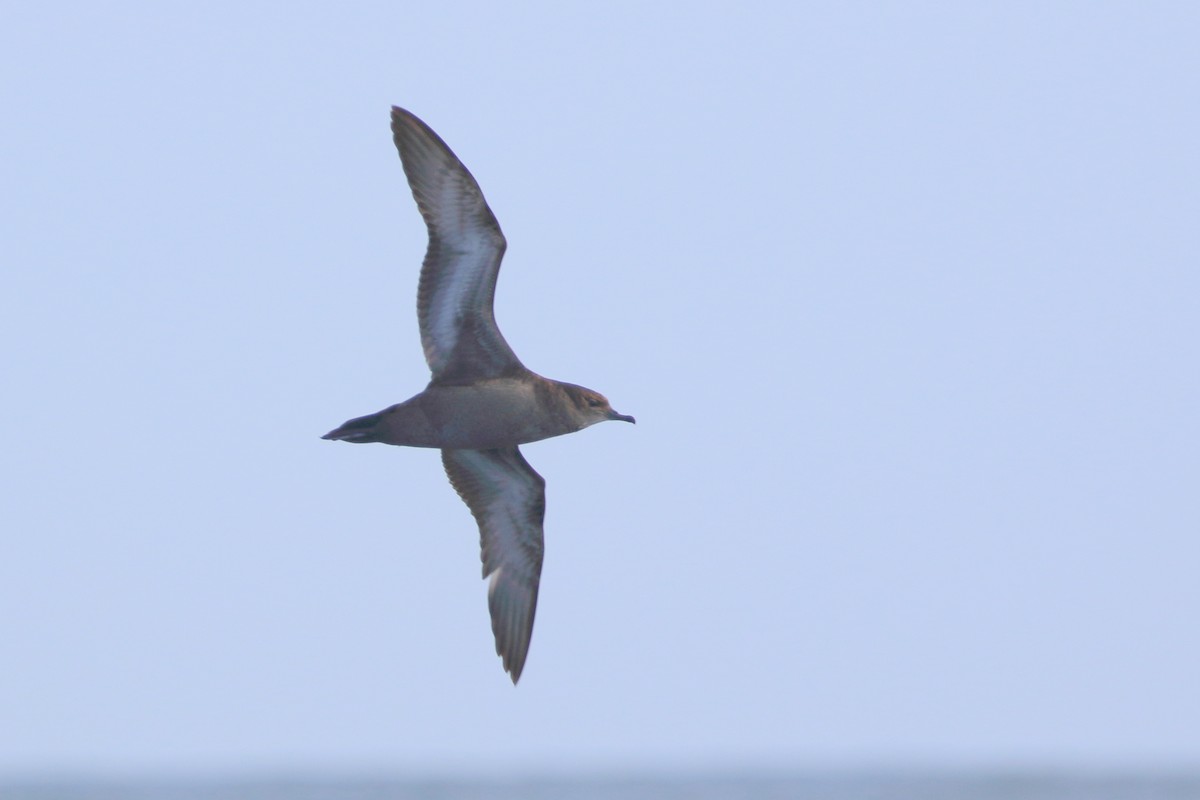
[323,107,634,683]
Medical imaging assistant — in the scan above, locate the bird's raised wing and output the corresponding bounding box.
[441,446,545,683]
[391,107,526,385]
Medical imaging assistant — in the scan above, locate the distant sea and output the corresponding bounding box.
[5,773,1200,800]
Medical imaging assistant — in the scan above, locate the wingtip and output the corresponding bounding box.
[497,629,528,685]
[391,105,421,126]
[390,106,411,130]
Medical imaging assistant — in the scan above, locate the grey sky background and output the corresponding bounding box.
[2,1,1198,778]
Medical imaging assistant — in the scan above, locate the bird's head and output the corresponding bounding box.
[563,383,636,428]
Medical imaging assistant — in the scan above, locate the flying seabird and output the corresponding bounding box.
[323,107,634,684]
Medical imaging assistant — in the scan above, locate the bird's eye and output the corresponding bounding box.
[587,398,604,407]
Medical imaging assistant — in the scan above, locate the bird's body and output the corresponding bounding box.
[323,107,633,683]
[327,376,618,450]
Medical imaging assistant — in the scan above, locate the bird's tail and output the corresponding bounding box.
[321,412,384,443]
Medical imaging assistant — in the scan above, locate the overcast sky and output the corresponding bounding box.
[2,0,1198,778]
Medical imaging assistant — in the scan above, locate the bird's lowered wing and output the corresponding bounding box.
[441,446,545,683]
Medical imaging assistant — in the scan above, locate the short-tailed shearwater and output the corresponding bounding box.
[323,107,634,684]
